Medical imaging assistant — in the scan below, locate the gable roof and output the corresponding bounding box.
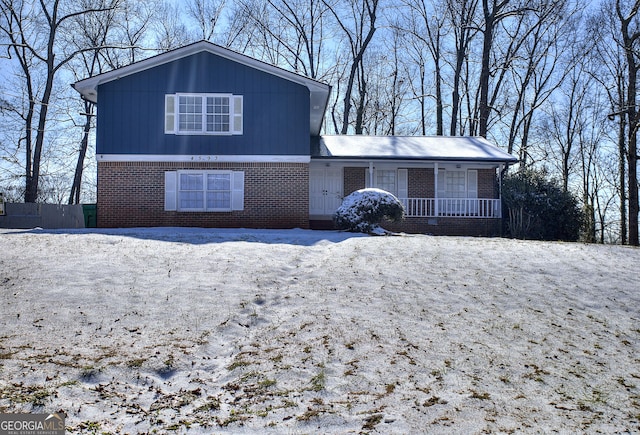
[312,135,518,163]
[72,40,331,135]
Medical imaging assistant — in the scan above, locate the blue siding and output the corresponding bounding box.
[96,51,310,155]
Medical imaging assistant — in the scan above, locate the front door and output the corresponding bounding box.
[309,166,343,216]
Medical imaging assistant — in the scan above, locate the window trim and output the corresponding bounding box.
[178,170,232,211]
[367,168,408,199]
[164,170,245,212]
[437,169,478,198]
[164,93,243,136]
[375,169,397,195]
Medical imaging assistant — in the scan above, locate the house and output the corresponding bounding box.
[73,40,517,236]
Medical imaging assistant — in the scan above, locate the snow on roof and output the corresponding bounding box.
[314,135,518,163]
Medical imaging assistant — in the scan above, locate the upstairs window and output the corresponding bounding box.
[165,93,243,135]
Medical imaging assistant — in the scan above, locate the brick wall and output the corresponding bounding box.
[344,167,366,195]
[408,168,434,198]
[383,217,502,236]
[97,161,309,228]
[478,168,499,198]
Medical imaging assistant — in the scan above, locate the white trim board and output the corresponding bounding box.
[97,154,311,163]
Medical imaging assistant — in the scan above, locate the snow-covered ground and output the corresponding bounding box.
[1,227,639,434]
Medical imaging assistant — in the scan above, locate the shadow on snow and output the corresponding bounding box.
[0,226,369,246]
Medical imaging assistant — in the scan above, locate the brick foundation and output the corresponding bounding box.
[97,161,309,228]
[383,217,502,236]
[311,217,501,236]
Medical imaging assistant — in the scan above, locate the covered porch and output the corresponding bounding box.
[310,135,517,235]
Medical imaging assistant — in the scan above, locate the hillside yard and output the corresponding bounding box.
[0,227,639,434]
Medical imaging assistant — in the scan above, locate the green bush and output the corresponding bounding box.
[502,169,584,241]
[334,188,405,234]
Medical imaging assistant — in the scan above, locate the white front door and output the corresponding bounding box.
[309,166,343,216]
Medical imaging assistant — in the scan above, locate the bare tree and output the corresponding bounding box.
[591,5,629,244]
[153,1,191,51]
[0,0,121,203]
[187,0,227,41]
[235,0,330,79]
[447,0,479,136]
[478,0,506,137]
[324,0,379,134]
[65,0,122,204]
[400,0,449,135]
[615,0,640,246]
[506,0,582,167]
[359,30,410,135]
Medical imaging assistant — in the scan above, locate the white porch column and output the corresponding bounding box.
[434,163,439,217]
[498,163,504,216]
[368,162,374,187]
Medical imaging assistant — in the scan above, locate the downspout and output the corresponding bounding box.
[369,162,374,187]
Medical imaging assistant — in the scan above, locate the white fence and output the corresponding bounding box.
[401,198,501,218]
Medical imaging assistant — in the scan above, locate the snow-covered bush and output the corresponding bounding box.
[334,188,405,234]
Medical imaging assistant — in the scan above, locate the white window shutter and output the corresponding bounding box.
[164,171,177,211]
[231,171,244,210]
[232,95,243,135]
[397,169,408,199]
[165,95,176,134]
[467,170,478,198]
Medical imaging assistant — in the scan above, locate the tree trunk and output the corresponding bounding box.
[619,111,628,245]
[619,0,640,245]
[25,1,59,203]
[25,41,56,202]
[354,63,366,134]
[479,0,495,138]
[435,61,443,136]
[69,102,93,204]
[628,137,639,245]
[323,0,378,134]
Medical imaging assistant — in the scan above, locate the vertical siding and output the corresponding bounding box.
[97,51,310,156]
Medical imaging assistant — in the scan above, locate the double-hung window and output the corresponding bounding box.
[178,172,231,211]
[368,168,408,200]
[445,171,467,199]
[165,93,243,135]
[437,169,478,215]
[164,170,245,212]
[375,170,397,195]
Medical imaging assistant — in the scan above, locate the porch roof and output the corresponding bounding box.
[312,135,518,163]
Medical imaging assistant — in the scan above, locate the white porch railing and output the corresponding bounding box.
[401,198,502,218]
